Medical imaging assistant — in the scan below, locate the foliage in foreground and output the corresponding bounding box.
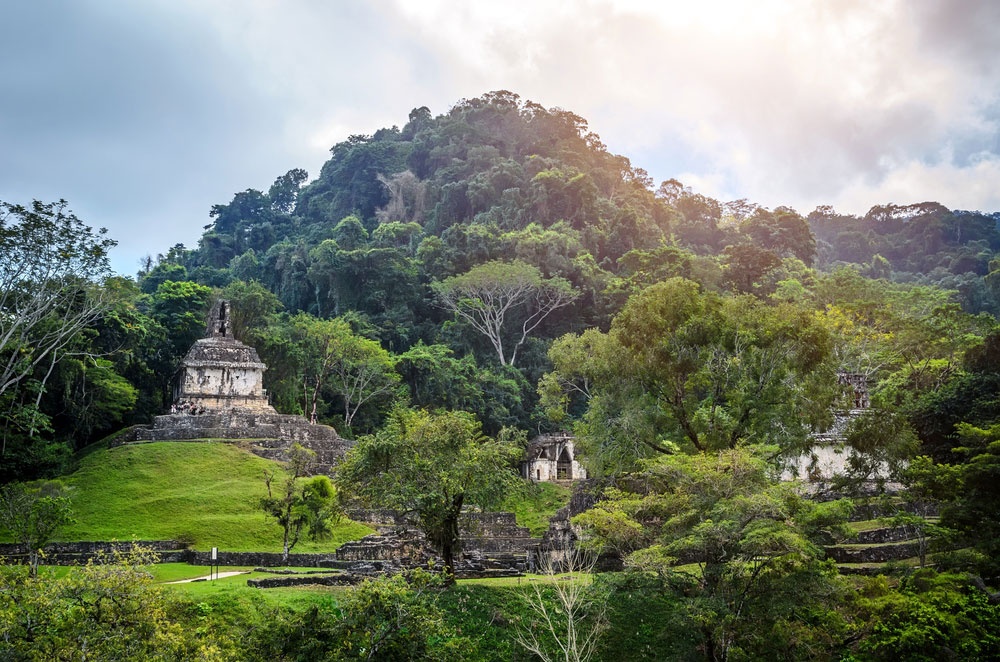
[575,447,853,660]
[247,569,473,661]
[4,554,1000,661]
[0,546,219,661]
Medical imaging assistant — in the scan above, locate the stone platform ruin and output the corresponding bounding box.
[334,511,543,577]
[122,300,352,475]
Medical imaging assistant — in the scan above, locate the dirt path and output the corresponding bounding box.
[164,570,250,584]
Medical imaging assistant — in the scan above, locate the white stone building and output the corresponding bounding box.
[522,433,587,482]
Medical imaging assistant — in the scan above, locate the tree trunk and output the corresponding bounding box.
[310,375,321,424]
[282,516,291,564]
[441,495,464,584]
[28,548,39,578]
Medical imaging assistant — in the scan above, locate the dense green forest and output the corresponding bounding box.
[4,91,1000,659]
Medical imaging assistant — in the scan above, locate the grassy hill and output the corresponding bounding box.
[12,438,569,554]
[51,441,372,552]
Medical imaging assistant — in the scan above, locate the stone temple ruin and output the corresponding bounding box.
[783,371,884,485]
[127,300,351,474]
[522,432,587,482]
[172,300,275,414]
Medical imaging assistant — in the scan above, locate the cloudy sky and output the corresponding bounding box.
[3,0,1000,275]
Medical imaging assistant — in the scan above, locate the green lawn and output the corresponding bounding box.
[503,481,572,535]
[10,439,566,568]
[46,441,372,552]
[160,566,348,607]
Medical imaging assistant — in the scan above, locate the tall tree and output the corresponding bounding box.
[0,199,116,404]
[149,280,213,361]
[337,409,522,580]
[285,313,401,429]
[0,481,74,577]
[220,279,283,341]
[544,278,836,472]
[433,260,579,366]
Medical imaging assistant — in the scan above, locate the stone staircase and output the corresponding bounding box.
[824,503,939,575]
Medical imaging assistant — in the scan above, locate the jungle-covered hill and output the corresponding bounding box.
[7,90,1000,481]
[6,90,1000,661]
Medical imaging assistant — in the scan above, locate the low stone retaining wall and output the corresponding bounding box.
[248,574,361,588]
[131,412,343,443]
[349,510,535,539]
[120,412,354,476]
[335,534,431,563]
[825,541,921,564]
[187,550,358,568]
[852,525,922,545]
[0,542,366,569]
[334,530,533,575]
[0,540,188,565]
[347,509,408,527]
[461,536,540,554]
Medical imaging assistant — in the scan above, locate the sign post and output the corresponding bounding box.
[211,547,218,580]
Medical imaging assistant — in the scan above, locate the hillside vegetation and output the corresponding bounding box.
[50,442,371,551]
[7,90,1000,465]
[4,91,1000,660]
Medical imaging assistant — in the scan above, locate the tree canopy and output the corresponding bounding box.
[337,409,522,578]
[433,260,579,366]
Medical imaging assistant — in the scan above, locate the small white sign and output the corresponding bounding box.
[211,547,218,561]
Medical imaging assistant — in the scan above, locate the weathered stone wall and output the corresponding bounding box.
[335,533,433,564]
[185,550,353,568]
[248,574,361,588]
[334,527,538,575]
[825,541,921,564]
[460,512,532,538]
[349,510,538,541]
[181,365,266,401]
[530,479,621,571]
[461,536,539,554]
[132,412,343,442]
[851,525,923,545]
[347,509,408,529]
[122,412,353,476]
[0,540,188,565]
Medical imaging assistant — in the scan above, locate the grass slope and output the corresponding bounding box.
[504,481,572,536]
[55,441,372,552]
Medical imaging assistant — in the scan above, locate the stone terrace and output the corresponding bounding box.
[121,411,353,476]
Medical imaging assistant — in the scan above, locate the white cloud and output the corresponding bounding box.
[833,155,1000,215]
[377,0,1000,214]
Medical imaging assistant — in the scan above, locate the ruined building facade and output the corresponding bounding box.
[522,433,587,482]
[129,300,351,474]
[172,300,275,413]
